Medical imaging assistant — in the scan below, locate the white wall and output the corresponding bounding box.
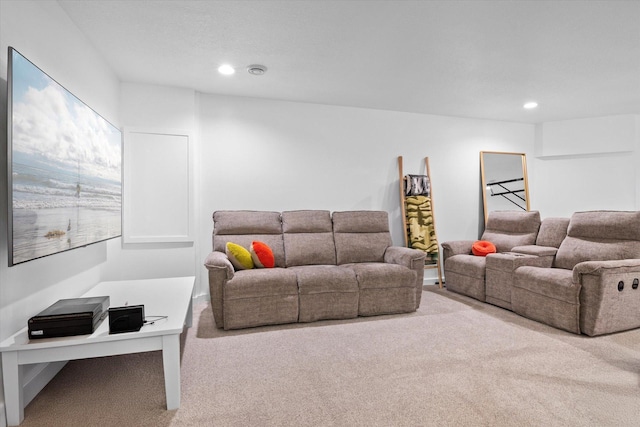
[100,83,200,284]
[0,1,121,336]
[0,0,121,422]
[108,84,537,299]
[196,93,536,295]
[532,115,640,217]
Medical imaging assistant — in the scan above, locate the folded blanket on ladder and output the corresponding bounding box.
[405,195,439,260]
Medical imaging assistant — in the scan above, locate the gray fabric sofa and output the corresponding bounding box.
[204,210,426,330]
[442,210,640,336]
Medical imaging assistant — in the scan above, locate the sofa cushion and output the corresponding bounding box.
[345,263,416,290]
[512,266,580,334]
[514,266,577,303]
[345,262,417,316]
[566,210,640,241]
[290,265,358,295]
[293,265,359,323]
[555,211,640,270]
[213,210,282,235]
[283,210,333,233]
[481,210,541,253]
[445,254,487,279]
[224,268,298,300]
[223,268,299,330]
[282,210,336,266]
[555,237,640,271]
[535,217,570,248]
[333,211,392,264]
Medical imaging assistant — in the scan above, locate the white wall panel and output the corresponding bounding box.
[123,129,193,243]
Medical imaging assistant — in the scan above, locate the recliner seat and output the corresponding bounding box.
[441,210,541,301]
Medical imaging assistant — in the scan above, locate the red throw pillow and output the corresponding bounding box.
[250,241,275,268]
[472,240,497,257]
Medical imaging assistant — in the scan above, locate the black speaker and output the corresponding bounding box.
[108,305,145,334]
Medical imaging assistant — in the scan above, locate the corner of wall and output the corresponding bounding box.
[0,401,6,427]
[635,115,640,210]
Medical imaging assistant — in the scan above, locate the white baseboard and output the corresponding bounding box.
[423,277,443,286]
[193,293,209,304]
[1,401,6,427]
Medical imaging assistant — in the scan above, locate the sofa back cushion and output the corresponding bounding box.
[282,210,337,267]
[555,210,640,270]
[536,217,570,248]
[333,211,392,264]
[481,210,541,253]
[212,210,286,268]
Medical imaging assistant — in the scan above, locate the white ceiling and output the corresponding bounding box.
[57,0,640,124]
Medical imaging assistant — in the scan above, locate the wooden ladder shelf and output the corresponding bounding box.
[398,156,443,288]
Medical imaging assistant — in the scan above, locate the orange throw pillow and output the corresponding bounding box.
[250,241,275,268]
[472,240,496,257]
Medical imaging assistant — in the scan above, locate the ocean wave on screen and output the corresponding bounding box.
[13,201,121,210]
[13,194,121,210]
[14,182,120,198]
[13,183,75,198]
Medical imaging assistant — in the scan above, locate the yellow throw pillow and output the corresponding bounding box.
[226,242,254,270]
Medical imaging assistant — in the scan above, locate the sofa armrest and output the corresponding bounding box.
[572,259,640,283]
[511,245,558,257]
[204,251,235,280]
[384,246,426,308]
[383,246,427,310]
[204,251,235,328]
[572,259,640,336]
[384,246,426,269]
[441,240,474,260]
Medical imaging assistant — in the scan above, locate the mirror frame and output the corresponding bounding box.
[480,151,530,224]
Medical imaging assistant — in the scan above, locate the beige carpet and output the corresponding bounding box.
[19,286,640,427]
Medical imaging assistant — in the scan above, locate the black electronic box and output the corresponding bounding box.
[28,296,110,339]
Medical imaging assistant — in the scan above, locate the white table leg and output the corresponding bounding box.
[162,334,181,410]
[185,297,193,329]
[2,351,24,426]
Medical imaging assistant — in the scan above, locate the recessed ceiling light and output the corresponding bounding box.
[523,101,538,109]
[218,64,235,75]
[247,64,267,76]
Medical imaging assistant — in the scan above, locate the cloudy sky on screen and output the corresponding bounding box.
[11,50,121,183]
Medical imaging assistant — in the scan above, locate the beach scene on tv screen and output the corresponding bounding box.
[10,49,122,265]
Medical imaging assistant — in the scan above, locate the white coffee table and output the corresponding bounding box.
[0,276,195,426]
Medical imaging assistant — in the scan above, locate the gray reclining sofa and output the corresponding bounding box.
[204,210,426,330]
[442,210,640,336]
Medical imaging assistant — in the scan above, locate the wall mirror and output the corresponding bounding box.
[480,151,530,223]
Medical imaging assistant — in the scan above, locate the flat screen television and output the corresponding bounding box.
[7,47,122,266]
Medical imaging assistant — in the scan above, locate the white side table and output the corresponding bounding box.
[0,276,195,426]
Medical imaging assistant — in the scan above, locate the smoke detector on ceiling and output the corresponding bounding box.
[247,64,267,76]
